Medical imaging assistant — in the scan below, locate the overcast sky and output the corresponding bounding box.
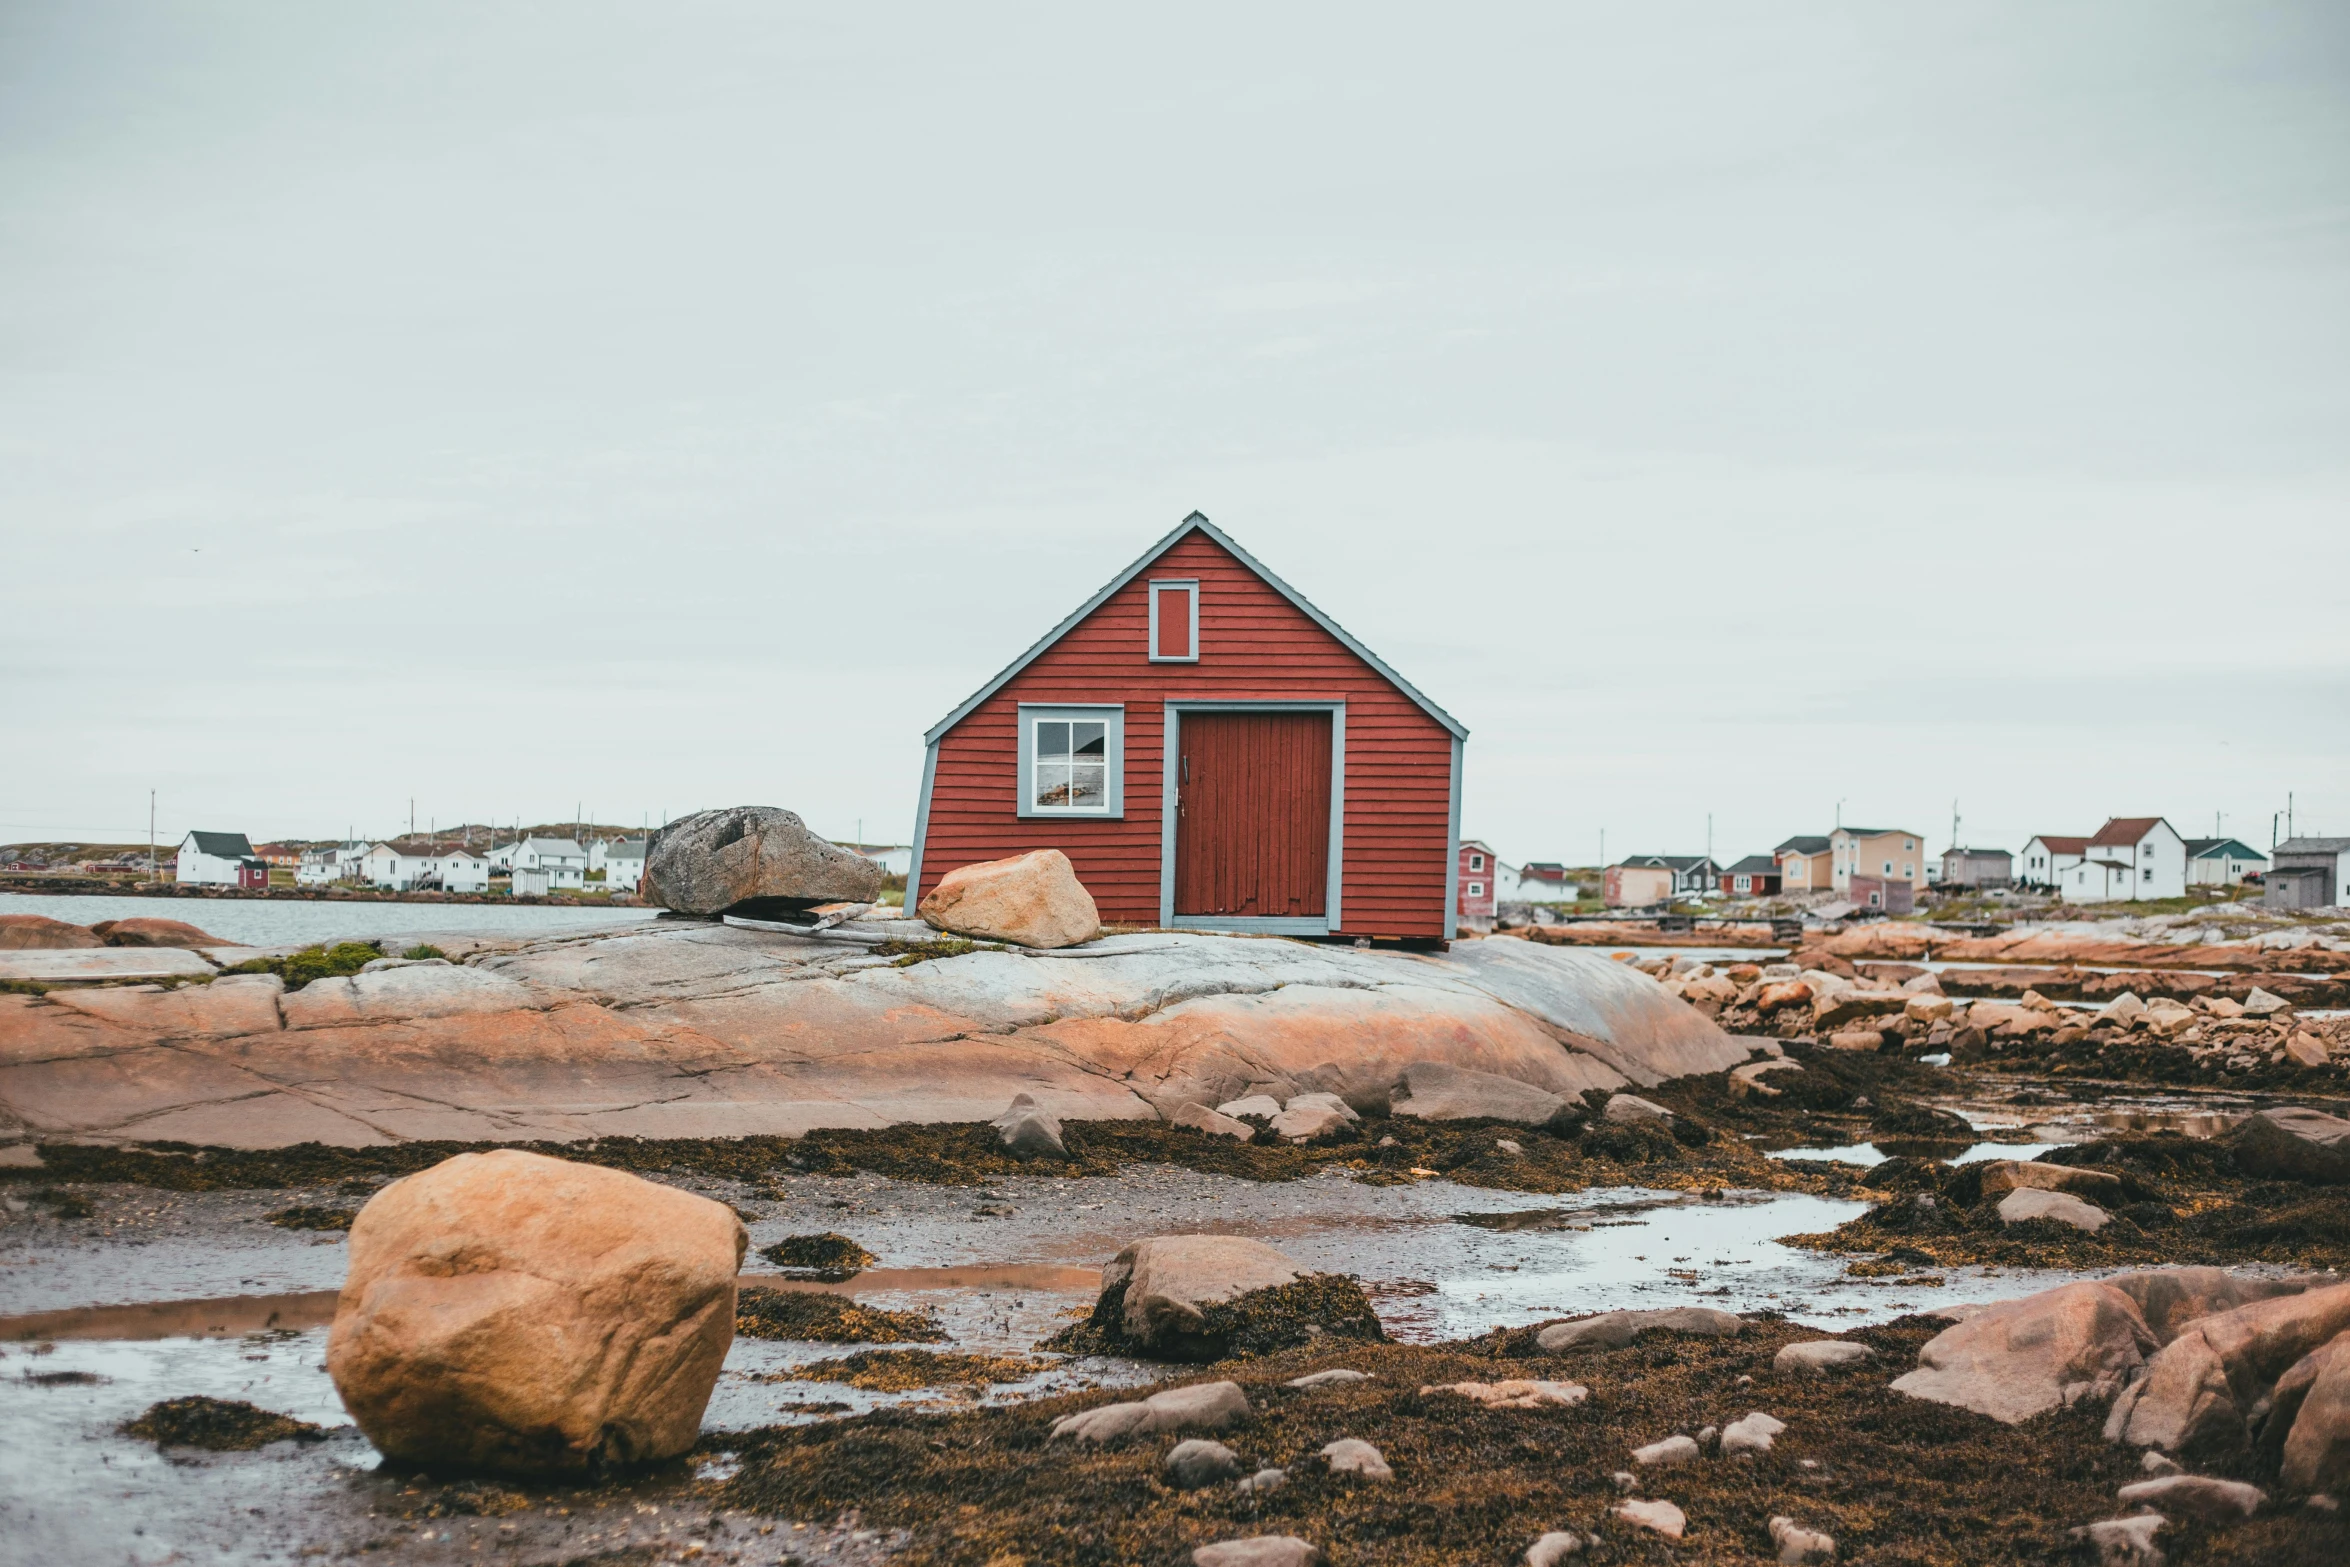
[4,3,2345,864]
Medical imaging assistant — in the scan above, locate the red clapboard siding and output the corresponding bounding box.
[916,526,1458,939]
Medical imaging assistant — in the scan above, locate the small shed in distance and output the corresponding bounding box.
[1940,847,2012,888]
[1719,854,1780,896]
[907,514,1468,943]
[1457,840,1498,932]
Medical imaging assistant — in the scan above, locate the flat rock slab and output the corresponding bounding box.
[0,948,218,982]
[0,926,1740,1150]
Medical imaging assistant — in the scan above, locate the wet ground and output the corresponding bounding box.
[2,1061,2342,1565]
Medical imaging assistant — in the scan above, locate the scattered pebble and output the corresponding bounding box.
[1631,1434,1699,1467]
[1610,1471,1638,1493]
[2139,1451,2180,1476]
[1419,1379,1587,1409]
[1166,1439,1245,1490]
[1236,1467,1287,1496]
[1721,1411,1786,1457]
[1775,1341,1874,1375]
[2073,1513,2164,1567]
[1284,1368,1372,1390]
[1611,1498,1686,1539]
[1769,1515,1836,1563]
[1523,1530,1584,1565]
[1193,1535,1322,1567]
[2115,1475,2264,1521]
[1319,1438,1392,1480]
[1494,1139,1524,1157]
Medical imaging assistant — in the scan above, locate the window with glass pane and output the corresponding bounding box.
[1034,718,1109,810]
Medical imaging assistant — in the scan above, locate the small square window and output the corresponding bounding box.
[1018,705,1124,818]
[1466,882,1484,897]
[1469,853,1485,871]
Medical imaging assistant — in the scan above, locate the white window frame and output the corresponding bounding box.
[1016,703,1125,819]
[1469,852,1485,872]
[1146,578,1200,663]
[1466,881,1484,897]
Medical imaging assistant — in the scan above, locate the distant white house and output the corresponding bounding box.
[843,843,912,878]
[438,850,490,894]
[2056,817,2187,904]
[600,838,649,892]
[1509,861,1579,901]
[175,831,264,889]
[360,842,438,892]
[296,841,371,888]
[507,837,586,890]
[2185,838,2267,888]
[2018,835,2088,888]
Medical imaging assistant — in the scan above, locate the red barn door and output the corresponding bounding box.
[1174,710,1331,918]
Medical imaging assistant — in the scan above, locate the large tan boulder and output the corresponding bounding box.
[1101,1234,1301,1355]
[326,1149,746,1474]
[0,915,101,950]
[640,805,881,915]
[2275,1329,2350,1491]
[918,849,1100,949]
[1977,1161,2123,1202]
[2230,1106,2350,1184]
[2106,1283,2350,1457]
[1891,1281,2158,1424]
[1389,1060,1570,1125]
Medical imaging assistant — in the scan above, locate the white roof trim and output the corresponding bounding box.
[924,512,1467,744]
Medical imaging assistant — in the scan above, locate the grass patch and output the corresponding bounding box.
[1045,1273,1387,1363]
[122,1396,326,1451]
[871,936,993,967]
[735,1287,945,1344]
[400,944,447,960]
[265,1204,355,1232]
[219,941,383,990]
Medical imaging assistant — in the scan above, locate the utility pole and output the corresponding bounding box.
[1599,828,1605,868]
[148,790,156,879]
[1705,814,1712,863]
[2288,792,2294,840]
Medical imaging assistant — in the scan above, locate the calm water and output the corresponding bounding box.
[0,892,660,948]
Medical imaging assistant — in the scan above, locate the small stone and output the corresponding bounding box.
[1172,1103,1256,1141]
[1523,1530,1585,1565]
[1269,1104,1353,1143]
[2140,1450,2180,1476]
[1611,1470,1637,1493]
[1419,1379,1588,1409]
[1995,1187,2110,1232]
[2308,1493,2339,1512]
[1775,1341,1874,1375]
[1736,1374,1754,1388]
[1166,1439,1245,1489]
[1375,1135,1398,1149]
[1193,1537,1322,1567]
[1282,1091,1360,1124]
[1603,1094,1673,1123]
[1319,1438,1392,1479]
[2074,1513,2164,1567]
[2286,1033,2329,1069]
[991,1094,1068,1159]
[1696,1424,1717,1447]
[1050,1380,1250,1442]
[1285,1368,1372,1390]
[1632,1434,1699,1466]
[1536,1307,1743,1352]
[1721,1411,1786,1456]
[1827,1029,1885,1052]
[2115,1475,2263,1521]
[1612,1498,1686,1539]
[1216,1095,1283,1121]
[2243,987,2293,1018]
[1236,1467,1287,1495]
[1769,1516,1836,1563]
[1494,1139,1525,1157]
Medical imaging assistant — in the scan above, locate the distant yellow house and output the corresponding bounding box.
[1776,835,1832,891]
[1829,827,1929,893]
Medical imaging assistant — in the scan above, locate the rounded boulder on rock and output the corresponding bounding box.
[2115,1474,2263,1521]
[0,914,103,950]
[1319,1437,1392,1479]
[1721,1410,1786,1456]
[1977,1161,2124,1202]
[1602,1093,1673,1123]
[1632,1434,1698,1466]
[1612,1498,1686,1538]
[2105,1281,2350,1459]
[1172,1102,1255,1141]
[89,917,236,949]
[1096,1234,1301,1355]
[1388,1060,1569,1126]
[1165,1438,1245,1489]
[639,805,882,915]
[1269,1103,1352,1143]
[991,1093,1067,1158]
[2229,1107,2350,1184]
[1997,1187,2111,1232]
[1524,1531,1585,1565]
[1769,1516,1836,1563]
[325,1149,747,1474]
[917,848,1101,949]
[1537,1306,1743,1353]
[1050,1380,1250,1443]
[1776,1341,1874,1375]
[2277,1328,2350,1492]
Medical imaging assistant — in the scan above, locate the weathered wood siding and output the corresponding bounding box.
[917,530,1456,938]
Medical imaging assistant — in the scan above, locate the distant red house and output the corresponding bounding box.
[1457,840,1498,930]
[907,514,1469,942]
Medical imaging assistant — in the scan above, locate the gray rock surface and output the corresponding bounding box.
[990,1093,1067,1158]
[1721,1411,1786,1456]
[1603,1094,1673,1123]
[1101,1235,1304,1354]
[1165,1439,1245,1488]
[1997,1187,2111,1231]
[640,806,882,915]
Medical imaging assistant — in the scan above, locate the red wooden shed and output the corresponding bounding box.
[907,513,1468,943]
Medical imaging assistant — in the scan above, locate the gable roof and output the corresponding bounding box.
[181,831,254,858]
[2090,816,2168,847]
[1832,826,1917,840]
[2184,838,2266,861]
[2277,837,2350,855]
[1724,854,1777,875]
[1774,835,1829,855]
[923,512,1467,746]
[1520,861,1570,877]
[520,837,587,856]
[2028,835,2090,854]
